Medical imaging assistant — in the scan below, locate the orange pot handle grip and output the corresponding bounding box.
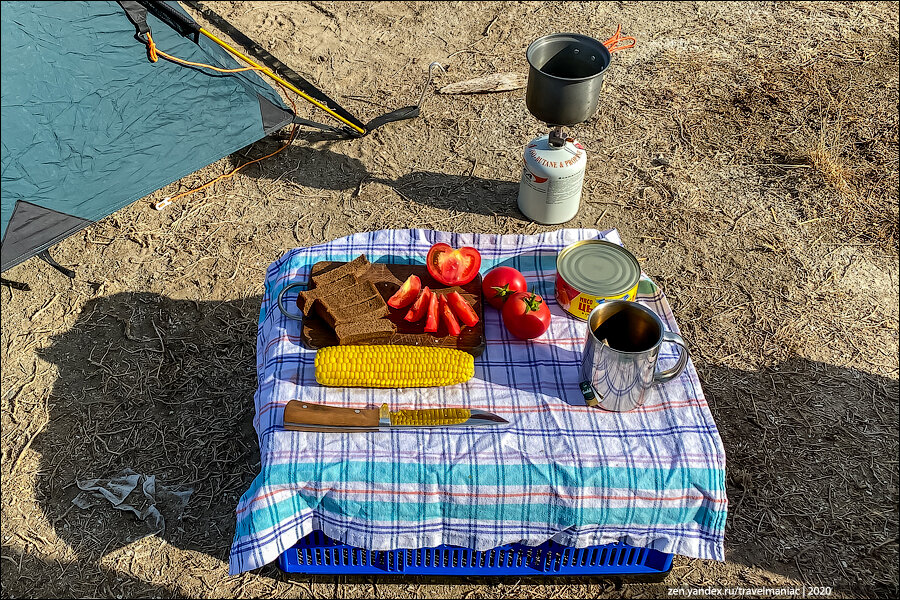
[603,24,636,54]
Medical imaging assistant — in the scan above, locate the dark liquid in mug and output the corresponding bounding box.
[592,310,660,352]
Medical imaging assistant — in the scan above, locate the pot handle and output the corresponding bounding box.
[277,282,309,321]
[603,24,636,54]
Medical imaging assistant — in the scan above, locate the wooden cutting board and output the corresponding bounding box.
[300,261,486,357]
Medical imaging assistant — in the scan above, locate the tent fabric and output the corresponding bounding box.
[1,1,293,272]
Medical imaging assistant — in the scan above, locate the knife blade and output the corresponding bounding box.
[283,401,508,432]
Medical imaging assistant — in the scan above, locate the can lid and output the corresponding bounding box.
[557,240,641,297]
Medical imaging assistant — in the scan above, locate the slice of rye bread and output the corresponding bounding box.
[334,318,397,345]
[296,273,358,315]
[314,280,386,328]
[321,295,389,328]
[310,255,370,287]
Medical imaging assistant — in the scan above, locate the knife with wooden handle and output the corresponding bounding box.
[283,401,508,432]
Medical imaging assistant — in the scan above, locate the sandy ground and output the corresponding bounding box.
[2,1,898,598]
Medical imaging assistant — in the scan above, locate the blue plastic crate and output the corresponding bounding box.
[278,531,673,577]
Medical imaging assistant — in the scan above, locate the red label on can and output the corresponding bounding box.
[555,273,579,311]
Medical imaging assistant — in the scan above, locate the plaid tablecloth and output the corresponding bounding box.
[228,228,727,575]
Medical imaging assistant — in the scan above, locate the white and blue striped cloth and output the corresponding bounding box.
[229,228,727,575]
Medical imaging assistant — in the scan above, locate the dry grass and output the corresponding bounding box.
[807,114,855,198]
[802,90,899,247]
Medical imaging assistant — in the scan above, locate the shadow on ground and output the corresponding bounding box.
[0,292,895,597]
[244,141,526,220]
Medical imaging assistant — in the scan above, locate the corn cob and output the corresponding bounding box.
[315,345,474,388]
[390,407,471,427]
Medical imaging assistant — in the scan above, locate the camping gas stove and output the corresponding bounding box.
[518,126,587,225]
[516,33,613,225]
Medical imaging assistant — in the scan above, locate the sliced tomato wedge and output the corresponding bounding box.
[439,294,462,336]
[387,274,421,309]
[424,290,440,333]
[404,286,431,322]
[425,243,482,286]
[446,291,479,327]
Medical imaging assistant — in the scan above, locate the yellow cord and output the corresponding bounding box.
[146,28,365,134]
[153,125,298,210]
[146,32,300,211]
[198,27,365,135]
[147,32,262,73]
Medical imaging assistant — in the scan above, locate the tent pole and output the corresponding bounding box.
[135,0,366,135]
[195,27,366,135]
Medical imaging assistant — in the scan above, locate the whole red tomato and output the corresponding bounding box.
[482,266,528,310]
[501,291,551,339]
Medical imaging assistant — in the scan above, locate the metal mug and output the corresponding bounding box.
[580,301,689,412]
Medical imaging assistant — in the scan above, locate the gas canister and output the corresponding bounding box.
[517,133,587,224]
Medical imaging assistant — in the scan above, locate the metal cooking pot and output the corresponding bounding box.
[525,33,611,126]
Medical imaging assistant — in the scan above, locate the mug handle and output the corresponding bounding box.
[276,282,308,321]
[654,331,689,383]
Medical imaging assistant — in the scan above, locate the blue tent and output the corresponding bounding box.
[1,1,294,271]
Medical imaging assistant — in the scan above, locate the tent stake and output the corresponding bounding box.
[37,249,75,279]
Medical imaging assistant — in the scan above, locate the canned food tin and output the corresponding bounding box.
[555,240,641,320]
